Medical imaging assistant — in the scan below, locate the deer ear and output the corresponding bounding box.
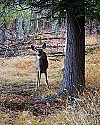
[31,45,36,51]
[42,43,46,49]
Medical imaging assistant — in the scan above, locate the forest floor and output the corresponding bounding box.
[0,35,100,125]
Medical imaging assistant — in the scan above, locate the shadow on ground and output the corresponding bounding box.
[0,83,64,116]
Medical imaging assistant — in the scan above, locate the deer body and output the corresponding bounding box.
[31,43,49,89]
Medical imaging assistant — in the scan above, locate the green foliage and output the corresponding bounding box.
[39,37,44,44]
[51,0,100,21]
[0,1,32,24]
[0,0,100,24]
[85,0,100,21]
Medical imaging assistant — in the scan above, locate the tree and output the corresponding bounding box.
[59,6,85,98]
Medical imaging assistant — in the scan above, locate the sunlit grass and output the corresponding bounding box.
[85,34,98,45]
[0,56,36,84]
[85,48,100,86]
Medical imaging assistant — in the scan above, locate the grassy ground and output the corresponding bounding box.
[0,35,100,125]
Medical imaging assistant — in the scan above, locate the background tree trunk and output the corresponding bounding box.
[88,19,93,35]
[24,18,30,41]
[16,18,23,41]
[0,24,6,46]
[59,10,85,98]
[36,13,39,33]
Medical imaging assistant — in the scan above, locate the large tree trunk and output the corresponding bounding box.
[59,10,85,98]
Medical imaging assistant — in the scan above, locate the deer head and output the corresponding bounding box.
[31,43,46,57]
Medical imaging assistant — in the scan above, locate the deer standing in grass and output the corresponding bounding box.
[31,43,49,89]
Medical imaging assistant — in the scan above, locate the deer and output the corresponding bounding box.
[31,43,49,89]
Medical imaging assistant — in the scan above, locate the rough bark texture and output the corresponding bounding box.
[59,10,85,97]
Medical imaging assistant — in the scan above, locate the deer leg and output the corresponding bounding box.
[45,71,49,89]
[38,71,41,87]
[37,71,40,89]
[36,75,39,89]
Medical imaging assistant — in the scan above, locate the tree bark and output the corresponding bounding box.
[24,18,30,41]
[59,10,85,97]
[16,18,23,41]
[0,24,6,45]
